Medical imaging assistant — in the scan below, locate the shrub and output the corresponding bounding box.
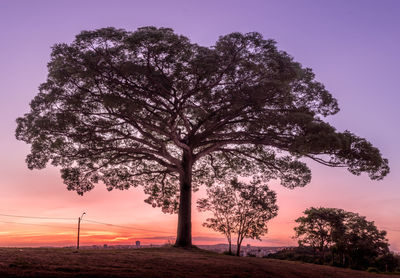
[366,267,379,273]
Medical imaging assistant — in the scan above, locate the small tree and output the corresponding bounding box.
[197,184,236,254]
[197,178,278,255]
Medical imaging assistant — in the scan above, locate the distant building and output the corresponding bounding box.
[136,241,141,248]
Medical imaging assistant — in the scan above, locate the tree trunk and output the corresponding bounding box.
[320,242,325,261]
[175,152,193,247]
[236,243,241,256]
[236,236,243,256]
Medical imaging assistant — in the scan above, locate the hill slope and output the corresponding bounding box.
[0,247,394,277]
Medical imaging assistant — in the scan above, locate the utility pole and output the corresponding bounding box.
[77,212,86,250]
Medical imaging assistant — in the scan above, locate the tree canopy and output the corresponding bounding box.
[197,178,278,255]
[294,207,390,269]
[16,26,389,247]
[294,207,346,255]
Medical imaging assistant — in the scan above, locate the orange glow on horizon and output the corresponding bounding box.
[0,217,297,248]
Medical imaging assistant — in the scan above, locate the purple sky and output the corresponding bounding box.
[0,0,399,248]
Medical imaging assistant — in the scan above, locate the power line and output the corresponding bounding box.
[82,219,174,235]
[384,228,400,233]
[0,213,174,235]
[1,212,398,236]
[0,213,75,221]
[0,220,74,230]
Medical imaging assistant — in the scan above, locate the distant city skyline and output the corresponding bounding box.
[0,0,399,250]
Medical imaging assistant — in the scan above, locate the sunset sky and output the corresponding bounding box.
[0,0,399,249]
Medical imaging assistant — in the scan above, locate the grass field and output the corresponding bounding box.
[0,246,396,277]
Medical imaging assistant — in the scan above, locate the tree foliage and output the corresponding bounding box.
[294,207,390,269]
[294,207,346,255]
[15,26,389,246]
[197,178,278,255]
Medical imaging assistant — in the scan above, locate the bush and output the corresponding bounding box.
[267,246,316,262]
[366,267,379,273]
[373,253,399,272]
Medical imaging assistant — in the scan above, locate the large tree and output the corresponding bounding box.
[15,26,389,247]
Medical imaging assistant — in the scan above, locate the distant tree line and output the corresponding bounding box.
[268,207,399,272]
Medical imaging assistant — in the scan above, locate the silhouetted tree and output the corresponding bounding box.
[197,181,237,254]
[294,207,347,260]
[344,213,389,269]
[16,26,389,247]
[294,207,390,269]
[197,178,278,255]
[374,253,399,272]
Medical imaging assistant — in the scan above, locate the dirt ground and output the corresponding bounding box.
[0,246,395,277]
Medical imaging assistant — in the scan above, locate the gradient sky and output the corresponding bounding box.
[0,0,399,249]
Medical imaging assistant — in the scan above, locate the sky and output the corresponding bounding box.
[0,0,399,249]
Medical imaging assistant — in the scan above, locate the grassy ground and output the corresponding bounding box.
[0,246,396,277]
